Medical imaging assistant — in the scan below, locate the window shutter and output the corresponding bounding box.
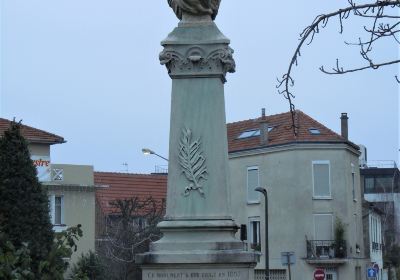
[313,163,330,197]
[247,167,260,202]
[314,214,333,240]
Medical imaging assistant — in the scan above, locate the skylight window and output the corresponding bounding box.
[238,129,260,139]
[237,127,274,139]
[309,128,321,135]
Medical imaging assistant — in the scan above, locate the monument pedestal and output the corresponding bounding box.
[138,4,258,279]
[143,264,254,280]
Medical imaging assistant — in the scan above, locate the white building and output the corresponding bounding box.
[227,110,368,280]
[363,204,384,280]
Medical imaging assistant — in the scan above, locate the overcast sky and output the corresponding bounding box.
[1,1,399,173]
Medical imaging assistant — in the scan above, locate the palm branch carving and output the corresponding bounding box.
[178,128,208,197]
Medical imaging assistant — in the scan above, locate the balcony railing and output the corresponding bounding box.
[306,240,347,259]
[372,242,383,251]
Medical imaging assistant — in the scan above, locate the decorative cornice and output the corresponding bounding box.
[160,45,235,83]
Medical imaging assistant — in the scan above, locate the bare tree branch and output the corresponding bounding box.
[277,0,400,134]
[320,58,400,74]
[97,197,165,279]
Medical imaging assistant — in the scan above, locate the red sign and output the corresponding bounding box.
[314,268,325,280]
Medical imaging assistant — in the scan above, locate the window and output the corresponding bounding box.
[49,195,65,232]
[351,163,356,201]
[326,268,338,280]
[247,167,260,203]
[249,218,261,251]
[55,196,62,225]
[314,214,333,257]
[365,177,374,193]
[314,214,333,240]
[238,130,260,139]
[237,127,274,139]
[364,175,398,193]
[312,161,331,198]
[309,128,321,135]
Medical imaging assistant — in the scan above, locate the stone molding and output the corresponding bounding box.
[160,45,235,83]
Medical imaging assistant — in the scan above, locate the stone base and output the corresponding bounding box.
[137,219,258,279]
[142,264,255,280]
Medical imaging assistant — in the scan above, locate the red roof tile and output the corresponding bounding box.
[227,110,357,152]
[94,172,167,215]
[0,118,65,145]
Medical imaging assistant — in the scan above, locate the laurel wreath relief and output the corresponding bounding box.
[178,128,208,197]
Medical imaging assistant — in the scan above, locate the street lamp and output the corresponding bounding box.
[141,148,169,162]
[255,187,269,280]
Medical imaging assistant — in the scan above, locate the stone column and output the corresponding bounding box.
[137,2,257,279]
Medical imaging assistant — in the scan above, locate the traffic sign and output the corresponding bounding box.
[314,268,325,280]
[367,267,377,278]
[281,252,295,265]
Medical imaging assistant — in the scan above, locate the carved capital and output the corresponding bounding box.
[159,45,235,83]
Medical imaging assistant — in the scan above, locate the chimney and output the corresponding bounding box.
[259,108,268,145]
[340,113,349,140]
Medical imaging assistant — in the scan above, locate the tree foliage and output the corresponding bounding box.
[0,121,83,279]
[277,0,400,135]
[0,120,54,276]
[39,225,83,280]
[0,232,34,280]
[70,251,106,280]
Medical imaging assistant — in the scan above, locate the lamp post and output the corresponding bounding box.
[141,148,169,162]
[255,187,269,280]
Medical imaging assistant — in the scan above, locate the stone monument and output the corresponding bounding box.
[137,1,258,279]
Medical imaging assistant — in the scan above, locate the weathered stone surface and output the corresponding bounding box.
[168,0,221,20]
[138,2,257,275]
[143,265,254,280]
[160,22,235,83]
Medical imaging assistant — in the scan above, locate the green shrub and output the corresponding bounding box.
[0,232,34,280]
[70,251,106,280]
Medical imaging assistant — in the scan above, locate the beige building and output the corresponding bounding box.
[0,118,96,268]
[227,111,368,280]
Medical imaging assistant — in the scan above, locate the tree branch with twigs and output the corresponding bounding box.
[97,196,165,280]
[277,0,400,135]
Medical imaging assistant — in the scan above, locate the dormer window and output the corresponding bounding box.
[309,128,321,135]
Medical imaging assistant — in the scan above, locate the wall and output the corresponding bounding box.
[29,143,50,157]
[45,164,96,271]
[228,143,366,279]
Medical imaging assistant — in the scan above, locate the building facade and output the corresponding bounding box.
[227,111,368,280]
[360,162,400,279]
[362,203,384,280]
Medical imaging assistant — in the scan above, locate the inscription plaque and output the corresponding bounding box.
[143,268,251,280]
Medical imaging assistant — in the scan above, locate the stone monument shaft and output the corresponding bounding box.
[161,17,235,221]
[138,2,257,278]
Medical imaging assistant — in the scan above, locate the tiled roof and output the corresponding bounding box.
[0,118,65,145]
[94,172,167,215]
[227,110,356,153]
